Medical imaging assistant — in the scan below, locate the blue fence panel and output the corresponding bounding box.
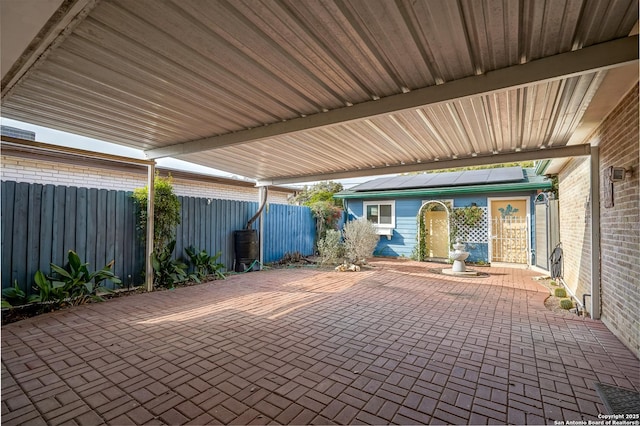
[263,203,315,263]
[1,181,143,294]
[1,181,316,294]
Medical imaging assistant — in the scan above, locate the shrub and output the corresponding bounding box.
[343,219,379,265]
[317,229,344,265]
[549,280,557,286]
[554,287,567,298]
[310,201,343,242]
[2,281,31,307]
[560,299,573,310]
[132,174,181,255]
[185,246,225,281]
[152,240,195,288]
[32,250,121,306]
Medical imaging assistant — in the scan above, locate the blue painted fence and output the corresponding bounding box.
[1,181,315,295]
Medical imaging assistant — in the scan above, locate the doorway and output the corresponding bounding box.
[489,198,529,264]
[421,201,450,260]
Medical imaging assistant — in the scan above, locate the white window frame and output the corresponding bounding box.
[363,200,396,238]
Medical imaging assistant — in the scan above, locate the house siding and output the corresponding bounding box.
[346,191,539,263]
[557,84,639,359]
[597,84,639,358]
[558,158,592,301]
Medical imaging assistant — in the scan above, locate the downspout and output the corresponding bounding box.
[247,186,268,230]
[145,163,155,292]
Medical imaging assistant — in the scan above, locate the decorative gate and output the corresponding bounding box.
[490,216,528,263]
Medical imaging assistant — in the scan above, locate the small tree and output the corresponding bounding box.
[317,229,344,265]
[132,174,181,255]
[310,200,343,242]
[343,219,379,265]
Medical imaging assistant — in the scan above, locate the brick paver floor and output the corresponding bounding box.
[2,259,639,425]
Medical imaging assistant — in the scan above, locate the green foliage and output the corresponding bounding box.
[554,287,567,298]
[317,229,344,265]
[32,270,68,306]
[450,205,483,242]
[32,251,121,305]
[310,201,343,242]
[411,212,427,261]
[343,219,379,265]
[560,299,573,310]
[549,280,557,286]
[185,246,225,281]
[1,281,31,307]
[132,174,181,255]
[290,181,344,207]
[152,240,196,288]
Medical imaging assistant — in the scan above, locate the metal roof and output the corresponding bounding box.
[335,168,552,199]
[1,0,638,185]
[350,166,525,191]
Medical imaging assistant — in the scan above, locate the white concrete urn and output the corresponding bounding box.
[450,238,470,272]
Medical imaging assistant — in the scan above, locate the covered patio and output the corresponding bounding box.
[2,260,638,425]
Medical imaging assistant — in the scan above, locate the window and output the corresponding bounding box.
[363,201,395,237]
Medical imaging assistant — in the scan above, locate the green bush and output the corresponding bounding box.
[2,281,32,307]
[185,246,225,281]
[317,229,344,265]
[560,299,573,310]
[33,250,121,306]
[132,174,181,255]
[549,280,557,286]
[554,287,567,298]
[152,240,196,288]
[343,219,379,265]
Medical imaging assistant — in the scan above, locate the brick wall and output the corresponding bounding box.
[557,157,592,300]
[0,154,292,204]
[558,84,639,359]
[597,84,639,358]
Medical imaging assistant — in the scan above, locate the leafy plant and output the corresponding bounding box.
[560,299,573,310]
[310,200,343,243]
[132,173,181,255]
[317,229,344,265]
[152,240,196,288]
[185,246,225,281]
[38,250,122,305]
[343,219,379,265]
[554,287,567,298]
[2,281,32,307]
[31,270,68,306]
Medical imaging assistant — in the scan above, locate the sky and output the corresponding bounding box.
[1,117,379,189]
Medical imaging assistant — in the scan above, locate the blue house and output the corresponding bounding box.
[334,167,553,266]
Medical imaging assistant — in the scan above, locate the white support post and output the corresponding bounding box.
[146,163,155,292]
[590,146,601,319]
[259,186,266,267]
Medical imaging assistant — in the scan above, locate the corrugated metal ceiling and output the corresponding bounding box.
[1,0,638,183]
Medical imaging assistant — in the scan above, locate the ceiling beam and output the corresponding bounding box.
[257,144,593,186]
[145,35,638,160]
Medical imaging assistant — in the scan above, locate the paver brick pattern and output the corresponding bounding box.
[2,259,638,425]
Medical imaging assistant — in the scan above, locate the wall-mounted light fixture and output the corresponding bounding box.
[604,166,634,208]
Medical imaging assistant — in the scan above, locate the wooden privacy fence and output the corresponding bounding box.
[1,181,315,294]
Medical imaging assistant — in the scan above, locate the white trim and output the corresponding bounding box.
[488,196,531,265]
[363,200,396,239]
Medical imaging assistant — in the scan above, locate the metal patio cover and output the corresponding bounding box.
[2,0,638,185]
